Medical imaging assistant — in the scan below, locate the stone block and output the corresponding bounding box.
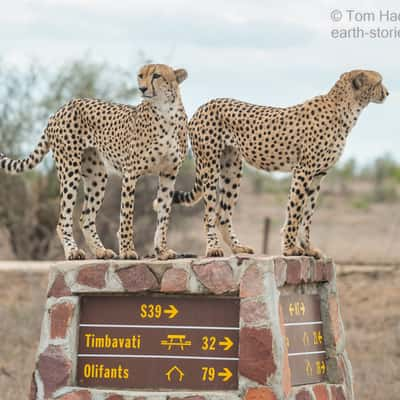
[240,299,268,325]
[160,267,188,292]
[192,261,235,294]
[50,301,75,339]
[77,263,109,289]
[244,387,277,400]
[48,273,71,297]
[313,384,329,400]
[37,345,71,398]
[240,264,264,298]
[239,327,276,384]
[116,264,159,292]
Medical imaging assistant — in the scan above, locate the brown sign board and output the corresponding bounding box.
[77,295,240,390]
[280,294,327,386]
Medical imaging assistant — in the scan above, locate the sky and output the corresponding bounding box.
[1,0,400,164]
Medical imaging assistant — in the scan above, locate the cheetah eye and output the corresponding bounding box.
[138,74,143,79]
[153,73,161,79]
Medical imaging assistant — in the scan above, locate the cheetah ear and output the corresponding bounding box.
[174,69,188,84]
[352,72,366,90]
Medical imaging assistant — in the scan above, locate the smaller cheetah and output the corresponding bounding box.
[173,70,388,258]
[0,64,189,260]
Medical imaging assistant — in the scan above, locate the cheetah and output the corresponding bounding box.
[0,64,189,260]
[173,70,388,258]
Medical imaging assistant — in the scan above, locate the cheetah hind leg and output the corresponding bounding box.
[55,161,86,260]
[80,148,116,259]
[216,147,254,255]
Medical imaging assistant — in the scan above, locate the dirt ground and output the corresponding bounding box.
[0,266,398,400]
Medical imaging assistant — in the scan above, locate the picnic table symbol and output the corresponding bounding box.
[161,334,192,350]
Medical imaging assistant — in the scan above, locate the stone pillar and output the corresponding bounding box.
[29,256,353,400]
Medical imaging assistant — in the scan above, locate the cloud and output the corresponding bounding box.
[0,0,399,163]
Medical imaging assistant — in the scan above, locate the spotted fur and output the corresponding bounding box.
[0,64,189,260]
[173,70,388,258]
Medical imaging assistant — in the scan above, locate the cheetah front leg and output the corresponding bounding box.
[118,173,139,259]
[299,173,326,259]
[204,174,225,258]
[281,167,312,257]
[153,172,178,260]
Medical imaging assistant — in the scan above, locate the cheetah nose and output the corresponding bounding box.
[139,86,147,94]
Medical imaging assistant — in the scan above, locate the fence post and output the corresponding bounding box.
[262,217,271,254]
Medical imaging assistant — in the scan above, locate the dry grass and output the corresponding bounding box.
[0,271,47,399]
[0,267,399,399]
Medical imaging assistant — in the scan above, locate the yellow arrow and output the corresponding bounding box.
[163,304,178,319]
[218,368,233,382]
[219,337,234,351]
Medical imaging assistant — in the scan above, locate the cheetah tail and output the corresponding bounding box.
[172,176,203,206]
[0,133,50,175]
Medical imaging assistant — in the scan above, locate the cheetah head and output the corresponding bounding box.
[342,69,389,105]
[137,64,187,103]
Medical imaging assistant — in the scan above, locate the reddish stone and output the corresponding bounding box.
[37,345,72,398]
[274,258,287,287]
[240,300,267,325]
[331,385,346,400]
[239,327,276,384]
[106,395,124,400]
[48,273,71,298]
[312,260,325,282]
[295,389,312,400]
[29,372,37,400]
[279,305,291,396]
[50,302,75,339]
[245,387,277,400]
[301,257,312,281]
[117,264,159,292]
[77,263,108,289]
[161,268,188,292]
[240,264,264,298]
[286,257,312,284]
[313,384,329,400]
[286,258,302,284]
[57,390,92,400]
[324,261,334,281]
[329,296,341,346]
[169,397,206,400]
[192,261,235,294]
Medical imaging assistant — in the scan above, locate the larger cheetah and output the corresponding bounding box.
[173,70,388,258]
[0,64,189,260]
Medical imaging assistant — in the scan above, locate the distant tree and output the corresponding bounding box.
[0,59,141,259]
[0,63,38,157]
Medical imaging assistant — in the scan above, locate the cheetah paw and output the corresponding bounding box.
[67,249,86,260]
[232,244,255,255]
[119,250,139,260]
[206,247,224,257]
[157,248,178,260]
[283,246,305,257]
[303,247,325,259]
[95,248,117,259]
